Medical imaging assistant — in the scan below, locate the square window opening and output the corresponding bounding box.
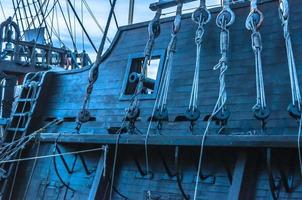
[124,57,160,96]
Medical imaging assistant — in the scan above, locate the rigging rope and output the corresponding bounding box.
[279,0,302,119]
[185,0,210,130]
[153,2,183,130]
[193,0,235,198]
[0,1,6,20]
[75,0,117,132]
[125,8,162,130]
[245,0,269,125]
[211,0,235,129]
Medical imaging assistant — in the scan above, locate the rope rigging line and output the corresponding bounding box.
[26,0,36,29]
[75,0,117,132]
[193,0,235,198]
[0,146,106,164]
[66,0,98,53]
[36,0,52,44]
[142,5,184,197]
[0,1,6,20]
[279,0,302,119]
[125,8,162,132]
[82,0,112,44]
[152,2,183,130]
[180,0,210,131]
[20,0,31,28]
[245,0,269,126]
[211,0,235,130]
[57,0,77,50]
[278,0,302,178]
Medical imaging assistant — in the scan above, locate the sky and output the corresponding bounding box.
[0,0,221,60]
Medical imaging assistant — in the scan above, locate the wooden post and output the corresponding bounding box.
[227,152,247,200]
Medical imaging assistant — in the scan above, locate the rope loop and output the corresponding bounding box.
[195,26,204,45]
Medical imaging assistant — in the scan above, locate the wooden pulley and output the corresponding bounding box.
[253,106,270,121]
[214,108,230,124]
[126,107,140,121]
[185,107,200,122]
[287,102,301,120]
[216,7,235,28]
[192,6,211,24]
[153,107,169,122]
[78,109,91,123]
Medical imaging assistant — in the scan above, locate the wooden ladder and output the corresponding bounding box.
[0,71,50,199]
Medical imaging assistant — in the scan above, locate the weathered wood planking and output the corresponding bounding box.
[31,0,302,139]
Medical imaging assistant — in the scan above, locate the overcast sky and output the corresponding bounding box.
[0,0,221,59]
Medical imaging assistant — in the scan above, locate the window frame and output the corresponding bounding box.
[120,49,166,101]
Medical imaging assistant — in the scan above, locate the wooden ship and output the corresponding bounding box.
[0,0,302,199]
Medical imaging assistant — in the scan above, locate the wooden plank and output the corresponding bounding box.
[149,0,196,11]
[227,152,247,200]
[88,154,105,200]
[39,133,301,148]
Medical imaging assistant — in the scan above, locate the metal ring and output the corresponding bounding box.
[245,8,264,30]
[192,6,211,25]
[216,8,235,28]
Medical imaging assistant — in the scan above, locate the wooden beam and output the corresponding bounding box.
[88,154,105,200]
[0,60,42,74]
[39,133,300,148]
[227,152,247,200]
[149,0,197,11]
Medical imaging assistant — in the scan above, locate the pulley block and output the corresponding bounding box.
[153,107,169,122]
[192,6,211,24]
[126,107,140,121]
[213,108,230,126]
[245,9,264,30]
[185,107,201,122]
[287,103,301,120]
[253,106,270,121]
[216,8,235,28]
[78,109,91,123]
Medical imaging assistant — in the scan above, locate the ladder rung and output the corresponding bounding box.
[17,98,36,102]
[13,112,30,117]
[7,128,26,132]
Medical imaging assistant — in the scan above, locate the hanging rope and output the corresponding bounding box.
[152,2,183,130]
[75,0,117,132]
[279,0,302,119]
[183,0,210,130]
[125,8,162,131]
[192,1,235,198]
[0,1,6,20]
[211,0,235,130]
[245,0,269,126]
